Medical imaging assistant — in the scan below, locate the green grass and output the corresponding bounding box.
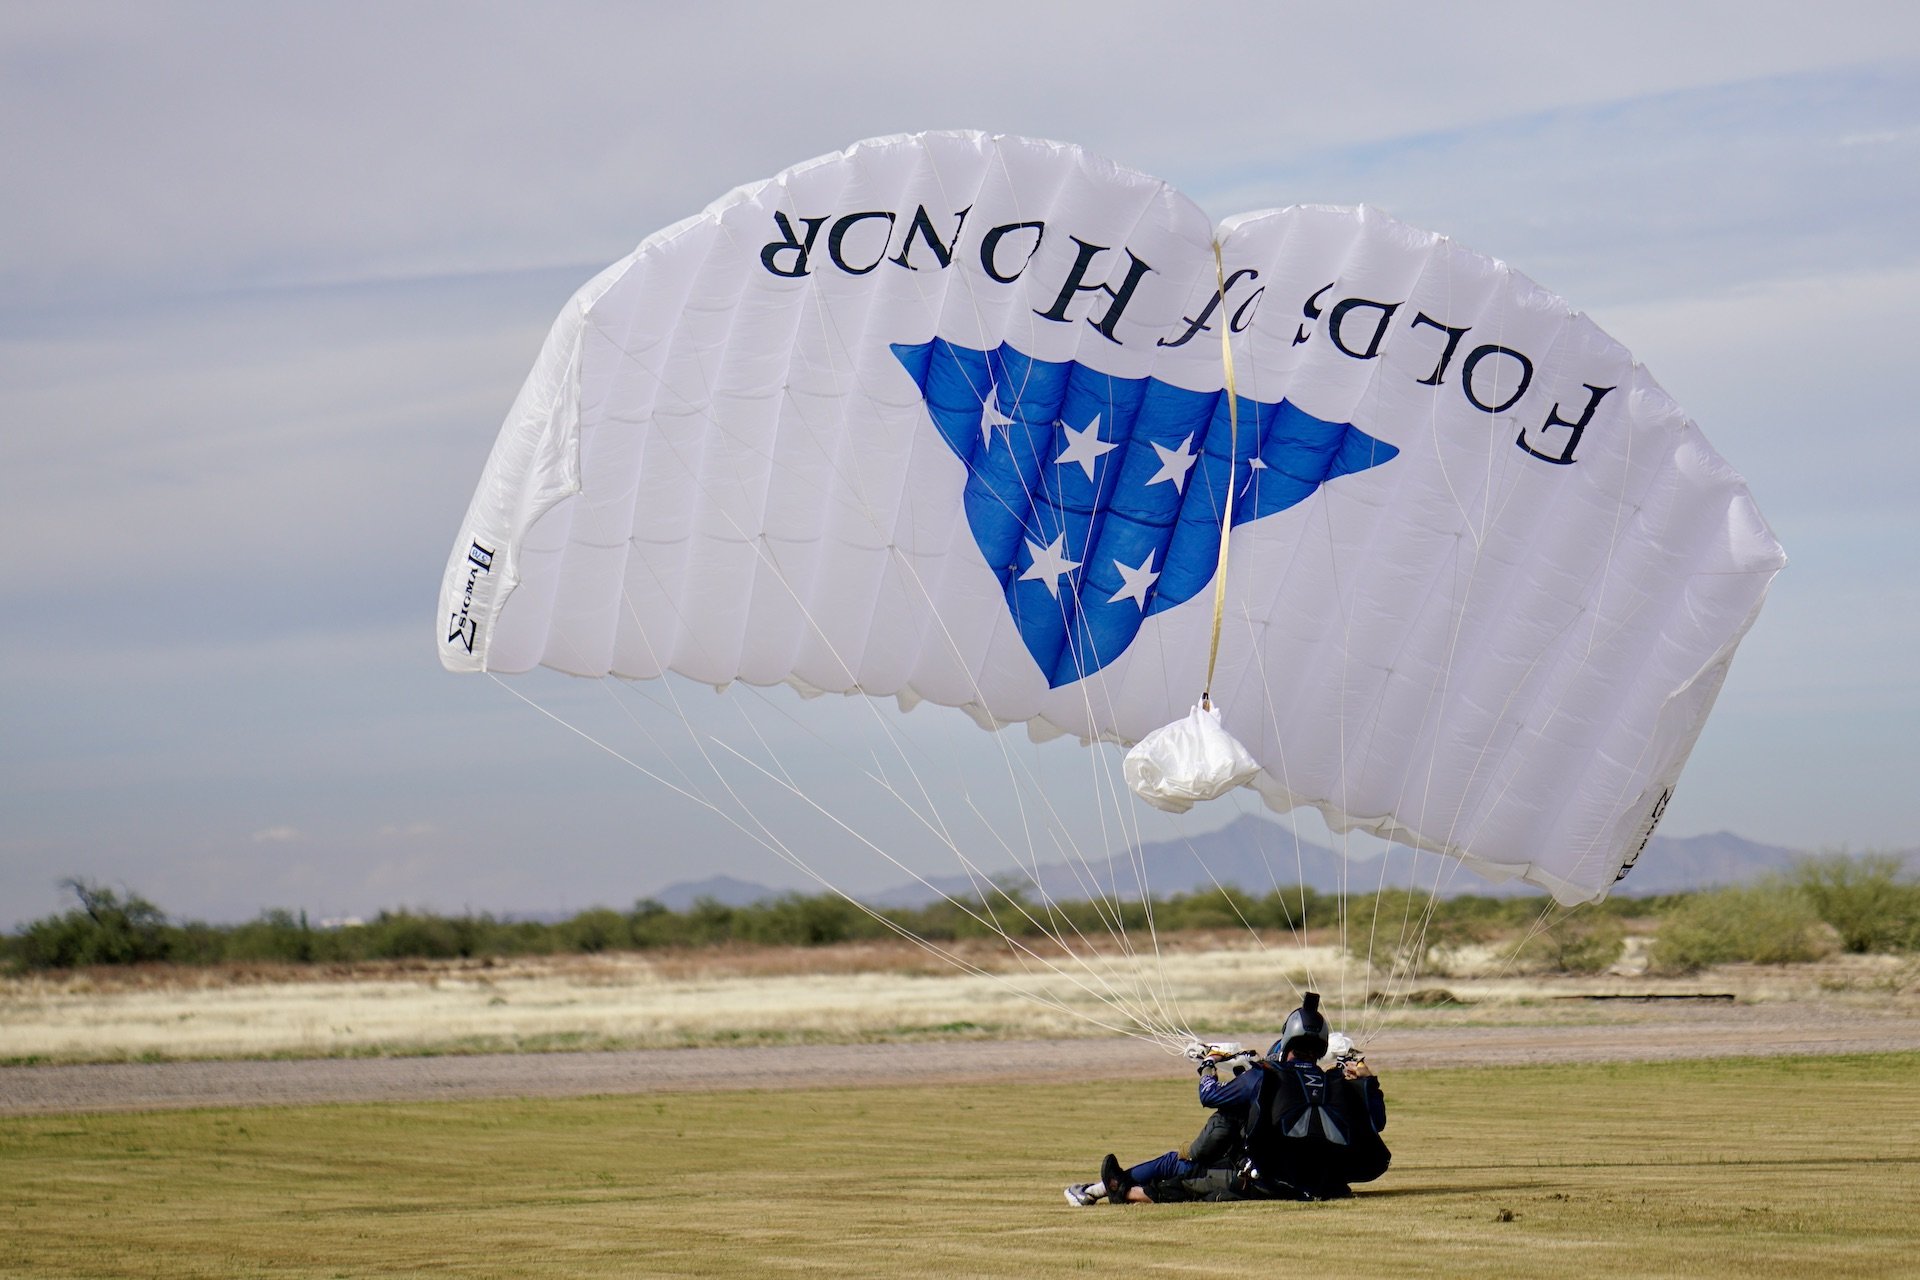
[3,1054,1917,1277]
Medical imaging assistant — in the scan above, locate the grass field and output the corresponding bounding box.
[3,1054,1917,1278]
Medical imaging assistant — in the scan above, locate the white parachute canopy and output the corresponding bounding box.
[439,131,1783,906]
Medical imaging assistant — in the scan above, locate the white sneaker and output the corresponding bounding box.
[1063,1182,1100,1207]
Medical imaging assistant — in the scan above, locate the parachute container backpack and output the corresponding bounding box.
[441,133,1782,955]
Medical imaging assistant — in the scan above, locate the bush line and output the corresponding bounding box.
[4,854,1913,976]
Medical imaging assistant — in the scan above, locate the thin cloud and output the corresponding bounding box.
[1840,125,1920,146]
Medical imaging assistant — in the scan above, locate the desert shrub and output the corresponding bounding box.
[1514,913,1626,974]
[1792,853,1920,954]
[1442,894,1542,930]
[1650,881,1834,973]
[157,920,223,964]
[1142,884,1341,935]
[627,898,689,948]
[1155,887,1261,932]
[10,880,173,969]
[493,918,562,956]
[1344,889,1496,977]
[1052,894,1150,937]
[912,880,1063,942]
[222,909,319,963]
[739,894,863,947]
[1164,899,1244,931]
[362,910,466,960]
[560,907,628,954]
[1252,886,1336,934]
[0,872,1753,976]
[681,898,740,946]
[878,889,1017,943]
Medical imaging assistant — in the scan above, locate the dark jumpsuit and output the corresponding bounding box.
[1123,1060,1386,1192]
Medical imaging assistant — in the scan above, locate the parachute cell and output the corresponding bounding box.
[438,131,1783,906]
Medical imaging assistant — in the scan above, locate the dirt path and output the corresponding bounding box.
[6,1004,1918,1115]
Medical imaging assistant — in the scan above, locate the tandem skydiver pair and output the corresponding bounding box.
[1065,992,1390,1206]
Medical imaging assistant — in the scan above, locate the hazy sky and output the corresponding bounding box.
[5,2,1919,925]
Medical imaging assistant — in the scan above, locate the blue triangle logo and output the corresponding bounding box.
[894,339,1398,688]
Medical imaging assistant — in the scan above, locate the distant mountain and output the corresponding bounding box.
[650,874,789,911]
[1607,830,1818,896]
[652,823,1902,913]
[865,818,1843,908]
[865,814,1464,908]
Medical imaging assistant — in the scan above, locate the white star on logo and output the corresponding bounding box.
[1108,550,1160,610]
[1240,454,1267,498]
[1019,532,1081,600]
[1146,434,1199,493]
[980,383,1015,451]
[1053,413,1118,481]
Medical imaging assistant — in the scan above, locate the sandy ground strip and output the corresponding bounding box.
[6,1003,1919,1115]
[8,943,1913,1065]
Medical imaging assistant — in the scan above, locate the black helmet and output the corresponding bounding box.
[1272,991,1329,1060]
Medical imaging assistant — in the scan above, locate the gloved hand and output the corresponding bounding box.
[1187,1040,1250,1077]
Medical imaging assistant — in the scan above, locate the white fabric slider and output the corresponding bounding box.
[1124,702,1261,813]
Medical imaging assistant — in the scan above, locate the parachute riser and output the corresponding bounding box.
[1201,238,1239,712]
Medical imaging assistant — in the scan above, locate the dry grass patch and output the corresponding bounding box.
[5,938,1915,1065]
[0,940,1351,1063]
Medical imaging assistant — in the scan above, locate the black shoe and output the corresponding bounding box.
[1100,1153,1133,1202]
